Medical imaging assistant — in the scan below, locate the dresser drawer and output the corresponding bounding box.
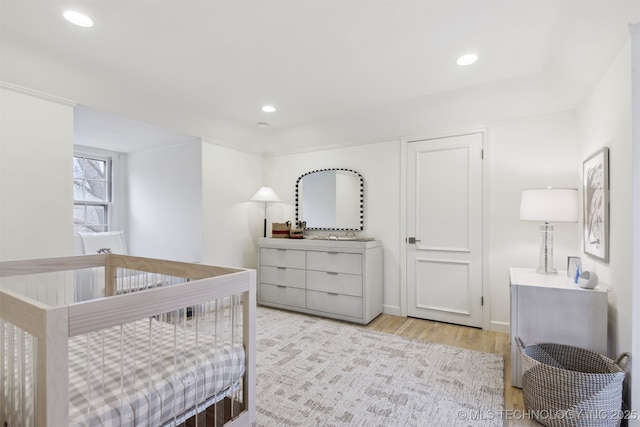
[260,283,306,309]
[260,266,305,289]
[260,248,306,268]
[306,251,362,275]
[306,290,363,318]
[306,270,362,297]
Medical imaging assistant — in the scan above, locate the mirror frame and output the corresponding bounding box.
[295,168,364,231]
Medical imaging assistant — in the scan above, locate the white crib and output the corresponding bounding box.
[0,254,256,427]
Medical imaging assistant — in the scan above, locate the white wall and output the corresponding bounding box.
[127,140,203,262]
[202,142,264,268]
[487,113,580,331]
[576,38,633,360]
[270,75,577,154]
[0,85,75,261]
[264,141,402,314]
[125,140,265,269]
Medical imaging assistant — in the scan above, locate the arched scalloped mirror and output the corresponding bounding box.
[295,168,364,231]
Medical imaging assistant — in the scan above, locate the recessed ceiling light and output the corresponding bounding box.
[456,53,478,66]
[261,105,276,113]
[63,10,94,28]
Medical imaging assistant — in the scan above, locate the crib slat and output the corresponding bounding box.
[105,257,117,297]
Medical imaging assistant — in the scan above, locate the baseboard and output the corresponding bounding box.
[490,320,510,334]
[380,307,510,332]
[383,304,402,317]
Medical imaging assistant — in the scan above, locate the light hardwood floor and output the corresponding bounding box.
[365,313,540,426]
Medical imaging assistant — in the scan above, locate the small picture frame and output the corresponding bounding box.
[567,256,581,280]
[583,147,609,262]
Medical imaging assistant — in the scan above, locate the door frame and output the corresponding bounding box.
[399,127,491,330]
[629,21,639,423]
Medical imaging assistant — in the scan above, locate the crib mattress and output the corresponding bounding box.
[67,318,245,427]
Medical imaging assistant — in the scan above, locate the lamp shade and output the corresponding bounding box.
[519,188,578,222]
[250,186,281,202]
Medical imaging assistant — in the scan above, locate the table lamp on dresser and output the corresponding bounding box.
[519,187,578,274]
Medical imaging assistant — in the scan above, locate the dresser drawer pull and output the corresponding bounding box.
[277,266,287,270]
[277,248,286,251]
[327,292,339,296]
[326,271,338,275]
[276,285,286,289]
[327,251,339,254]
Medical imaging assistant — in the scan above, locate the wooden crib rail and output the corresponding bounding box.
[108,254,243,280]
[0,287,50,339]
[0,254,107,276]
[0,254,242,279]
[68,269,252,336]
[0,254,245,300]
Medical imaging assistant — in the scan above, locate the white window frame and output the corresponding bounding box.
[74,146,120,233]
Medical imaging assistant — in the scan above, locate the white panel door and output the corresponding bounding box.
[406,133,483,327]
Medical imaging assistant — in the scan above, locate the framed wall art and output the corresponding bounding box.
[582,147,609,262]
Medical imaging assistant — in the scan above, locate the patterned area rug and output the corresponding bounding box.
[255,307,504,426]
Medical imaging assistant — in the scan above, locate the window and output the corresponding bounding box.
[73,154,112,233]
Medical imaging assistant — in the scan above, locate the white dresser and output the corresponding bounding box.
[509,267,608,387]
[258,238,383,324]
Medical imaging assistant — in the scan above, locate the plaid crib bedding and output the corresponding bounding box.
[67,318,245,427]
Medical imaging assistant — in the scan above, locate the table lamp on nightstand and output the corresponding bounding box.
[250,186,281,238]
[519,188,578,274]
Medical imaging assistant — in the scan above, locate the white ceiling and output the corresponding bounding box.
[1,1,638,154]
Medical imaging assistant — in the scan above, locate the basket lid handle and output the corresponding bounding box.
[515,336,526,352]
[614,352,632,373]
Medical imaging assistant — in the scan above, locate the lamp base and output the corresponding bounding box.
[537,223,557,274]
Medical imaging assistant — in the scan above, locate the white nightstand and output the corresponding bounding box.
[509,267,608,387]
